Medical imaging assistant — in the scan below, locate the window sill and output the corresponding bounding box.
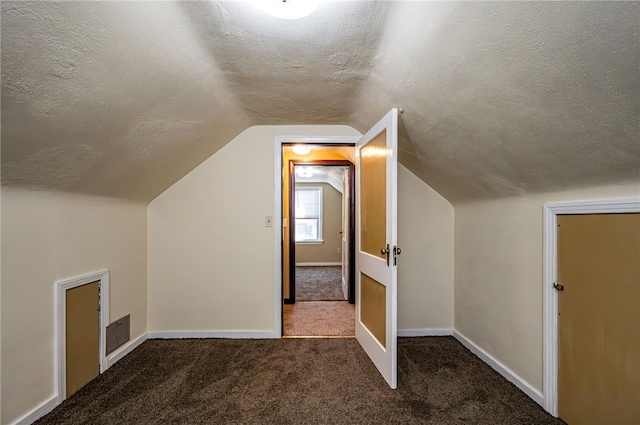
[295,240,324,245]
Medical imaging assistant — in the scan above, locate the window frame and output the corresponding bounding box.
[294,185,323,243]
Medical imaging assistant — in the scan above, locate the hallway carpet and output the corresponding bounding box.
[295,266,344,301]
[284,301,355,336]
[36,337,564,425]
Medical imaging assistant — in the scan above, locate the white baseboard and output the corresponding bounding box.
[10,395,58,425]
[398,329,453,337]
[106,332,148,369]
[295,262,341,266]
[10,333,148,425]
[453,330,544,407]
[148,330,279,339]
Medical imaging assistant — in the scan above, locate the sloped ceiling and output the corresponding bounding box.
[2,1,638,202]
[295,165,347,194]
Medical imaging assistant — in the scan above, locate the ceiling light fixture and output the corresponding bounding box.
[292,144,312,155]
[296,167,314,178]
[254,0,320,20]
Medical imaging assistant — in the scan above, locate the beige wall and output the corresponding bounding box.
[1,188,147,425]
[148,125,360,332]
[147,125,455,335]
[397,164,455,331]
[295,183,343,264]
[454,182,640,393]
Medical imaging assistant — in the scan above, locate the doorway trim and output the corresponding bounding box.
[542,197,640,416]
[274,136,360,336]
[55,269,110,403]
[288,160,356,304]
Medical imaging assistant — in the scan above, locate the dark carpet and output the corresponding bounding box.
[36,337,564,425]
[295,266,344,301]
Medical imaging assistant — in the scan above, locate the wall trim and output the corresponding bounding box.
[106,332,148,369]
[274,135,360,337]
[148,330,279,339]
[10,395,58,425]
[295,262,342,267]
[55,269,110,404]
[453,330,544,407]
[397,329,452,337]
[11,330,145,425]
[542,197,640,416]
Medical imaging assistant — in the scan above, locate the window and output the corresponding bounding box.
[295,186,323,242]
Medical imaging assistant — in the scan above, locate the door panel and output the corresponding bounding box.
[66,281,100,397]
[360,272,386,347]
[360,131,387,260]
[356,109,398,388]
[558,213,640,424]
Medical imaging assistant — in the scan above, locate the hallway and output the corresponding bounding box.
[284,301,355,337]
[284,266,354,337]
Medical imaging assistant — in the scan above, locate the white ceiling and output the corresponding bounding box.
[296,166,347,193]
[2,1,638,202]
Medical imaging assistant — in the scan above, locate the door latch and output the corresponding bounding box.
[393,246,401,266]
[553,282,564,291]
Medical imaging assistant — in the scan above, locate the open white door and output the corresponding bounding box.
[355,109,399,388]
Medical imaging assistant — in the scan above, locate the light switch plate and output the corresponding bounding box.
[265,216,273,227]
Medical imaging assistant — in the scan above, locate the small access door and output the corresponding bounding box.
[355,109,399,388]
[66,281,100,397]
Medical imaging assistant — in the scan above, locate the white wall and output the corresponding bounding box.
[1,187,148,425]
[148,125,455,335]
[398,164,454,331]
[454,182,640,393]
[147,125,360,333]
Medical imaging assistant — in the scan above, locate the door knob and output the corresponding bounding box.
[381,244,390,266]
[553,282,564,291]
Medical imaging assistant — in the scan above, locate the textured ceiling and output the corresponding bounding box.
[2,1,638,202]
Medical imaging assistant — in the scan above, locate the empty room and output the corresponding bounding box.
[1,1,639,424]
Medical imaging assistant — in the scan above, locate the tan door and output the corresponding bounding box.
[557,213,640,424]
[66,281,100,397]
[355,109,399,388]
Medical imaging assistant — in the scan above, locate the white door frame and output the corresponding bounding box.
[273,136,359,336]
[542,198,640,416]
[55,269,110,403]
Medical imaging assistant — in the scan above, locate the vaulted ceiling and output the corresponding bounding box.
[2,1,638,202]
